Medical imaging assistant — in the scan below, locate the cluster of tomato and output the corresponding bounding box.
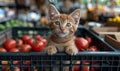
[74,36,99,71]
[0,35,47,53]
[75,36,98,52]
[0,34,99,71]
[0,35,47,71]
[2,60,38,71]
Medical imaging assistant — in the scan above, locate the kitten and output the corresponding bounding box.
[45,4,80,55]
[44,4,80,71]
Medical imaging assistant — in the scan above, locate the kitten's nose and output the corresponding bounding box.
[60,27,64,32]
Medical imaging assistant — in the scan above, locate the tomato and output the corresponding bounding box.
[9,48,19,52]
[74,61,94,71]
[2,61,9,71]
[16,39,23,47]
[25,38,34,46]
[22,35,31,43]
[86,37,92,46]
[4,39,16,50]
[34,35,47,46]
[82,61,94,71]
[40,38,47,46]
[2,61,8,64]
[34,35,43,41]
[88,46,98,52]
[2,66,10,71]
[23,61,31,71]
[19,44,31,52]
[0,48,7,52]
[74,61,80,71]
[32,41,44,52]
[13,61,21,64]
[14,67,20,71]
[75,38,89,51]
[24,61,31,64]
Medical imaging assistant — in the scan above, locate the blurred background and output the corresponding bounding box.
[0,0,120,30]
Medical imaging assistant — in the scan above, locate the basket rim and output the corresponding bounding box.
[0,51,119,56]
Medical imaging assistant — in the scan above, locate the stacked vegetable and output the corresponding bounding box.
[74,37,99,71]
[1,35,47,52]
[0,34,100,71]
[0,35,47,71]
[0,20,28,31]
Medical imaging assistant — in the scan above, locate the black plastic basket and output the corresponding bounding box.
[0,27,119,71]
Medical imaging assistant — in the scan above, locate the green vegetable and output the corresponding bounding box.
[0,24,6,30]
[18,31,22,37]
[22,21,28,27]
[5,22,12,28]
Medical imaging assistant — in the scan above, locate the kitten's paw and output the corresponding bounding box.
[46,45,57,55]
[65,47,78,55]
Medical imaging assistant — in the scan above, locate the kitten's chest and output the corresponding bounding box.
[48,39,75,52]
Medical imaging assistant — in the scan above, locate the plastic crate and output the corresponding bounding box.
[0,27,119,71]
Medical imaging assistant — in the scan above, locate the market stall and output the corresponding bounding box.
[0,0,120,71]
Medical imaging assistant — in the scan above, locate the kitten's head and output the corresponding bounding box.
[48,4,80,38]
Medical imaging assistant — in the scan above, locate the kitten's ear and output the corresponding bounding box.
[70,9,80,24]
[48,4,59,20]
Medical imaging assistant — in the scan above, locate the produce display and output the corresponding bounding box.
[108,16,120,23]
[0,0,119,71]
[0,34,47,71]
[74,60,99,71]
[75,37,98,52]
[0,19,28,31]
[0,33,100,71]
[1,35,47,52]
[74,37,99,71]
[40,17,49,26]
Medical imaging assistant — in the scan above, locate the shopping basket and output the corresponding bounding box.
[0,27,119,71]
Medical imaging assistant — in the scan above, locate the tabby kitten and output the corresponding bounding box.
[45,4,80,55]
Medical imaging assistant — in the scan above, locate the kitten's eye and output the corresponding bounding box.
[66,23,71,27]
[55,21,60,25]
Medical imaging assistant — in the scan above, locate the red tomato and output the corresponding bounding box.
[13,61,21,64]
[9,48,19,52]
[86,37,92,46]
[2,61,9,71]
[40,38,47,46]
[14,67,20,71]
[23,61,31,71]
[32,41,44,52]
[34,35,43,41]
[2,66,10,71]
[88,46,98,52]
[22,35,31,43]
[74,61,94,71]
[82,61,94,71]
[25,38,34,46]
[4,39,16,50]
[1,61,8,64]
[24,61,31,64]
[0,48,7,52]
[19,44,31,52]
[75,38,89,51]
[16,39,23,47]
[74,61,80,71]
[34,35,47,46]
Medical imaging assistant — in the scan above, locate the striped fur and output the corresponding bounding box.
[45,4,80,55]
[44,4,81,71]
